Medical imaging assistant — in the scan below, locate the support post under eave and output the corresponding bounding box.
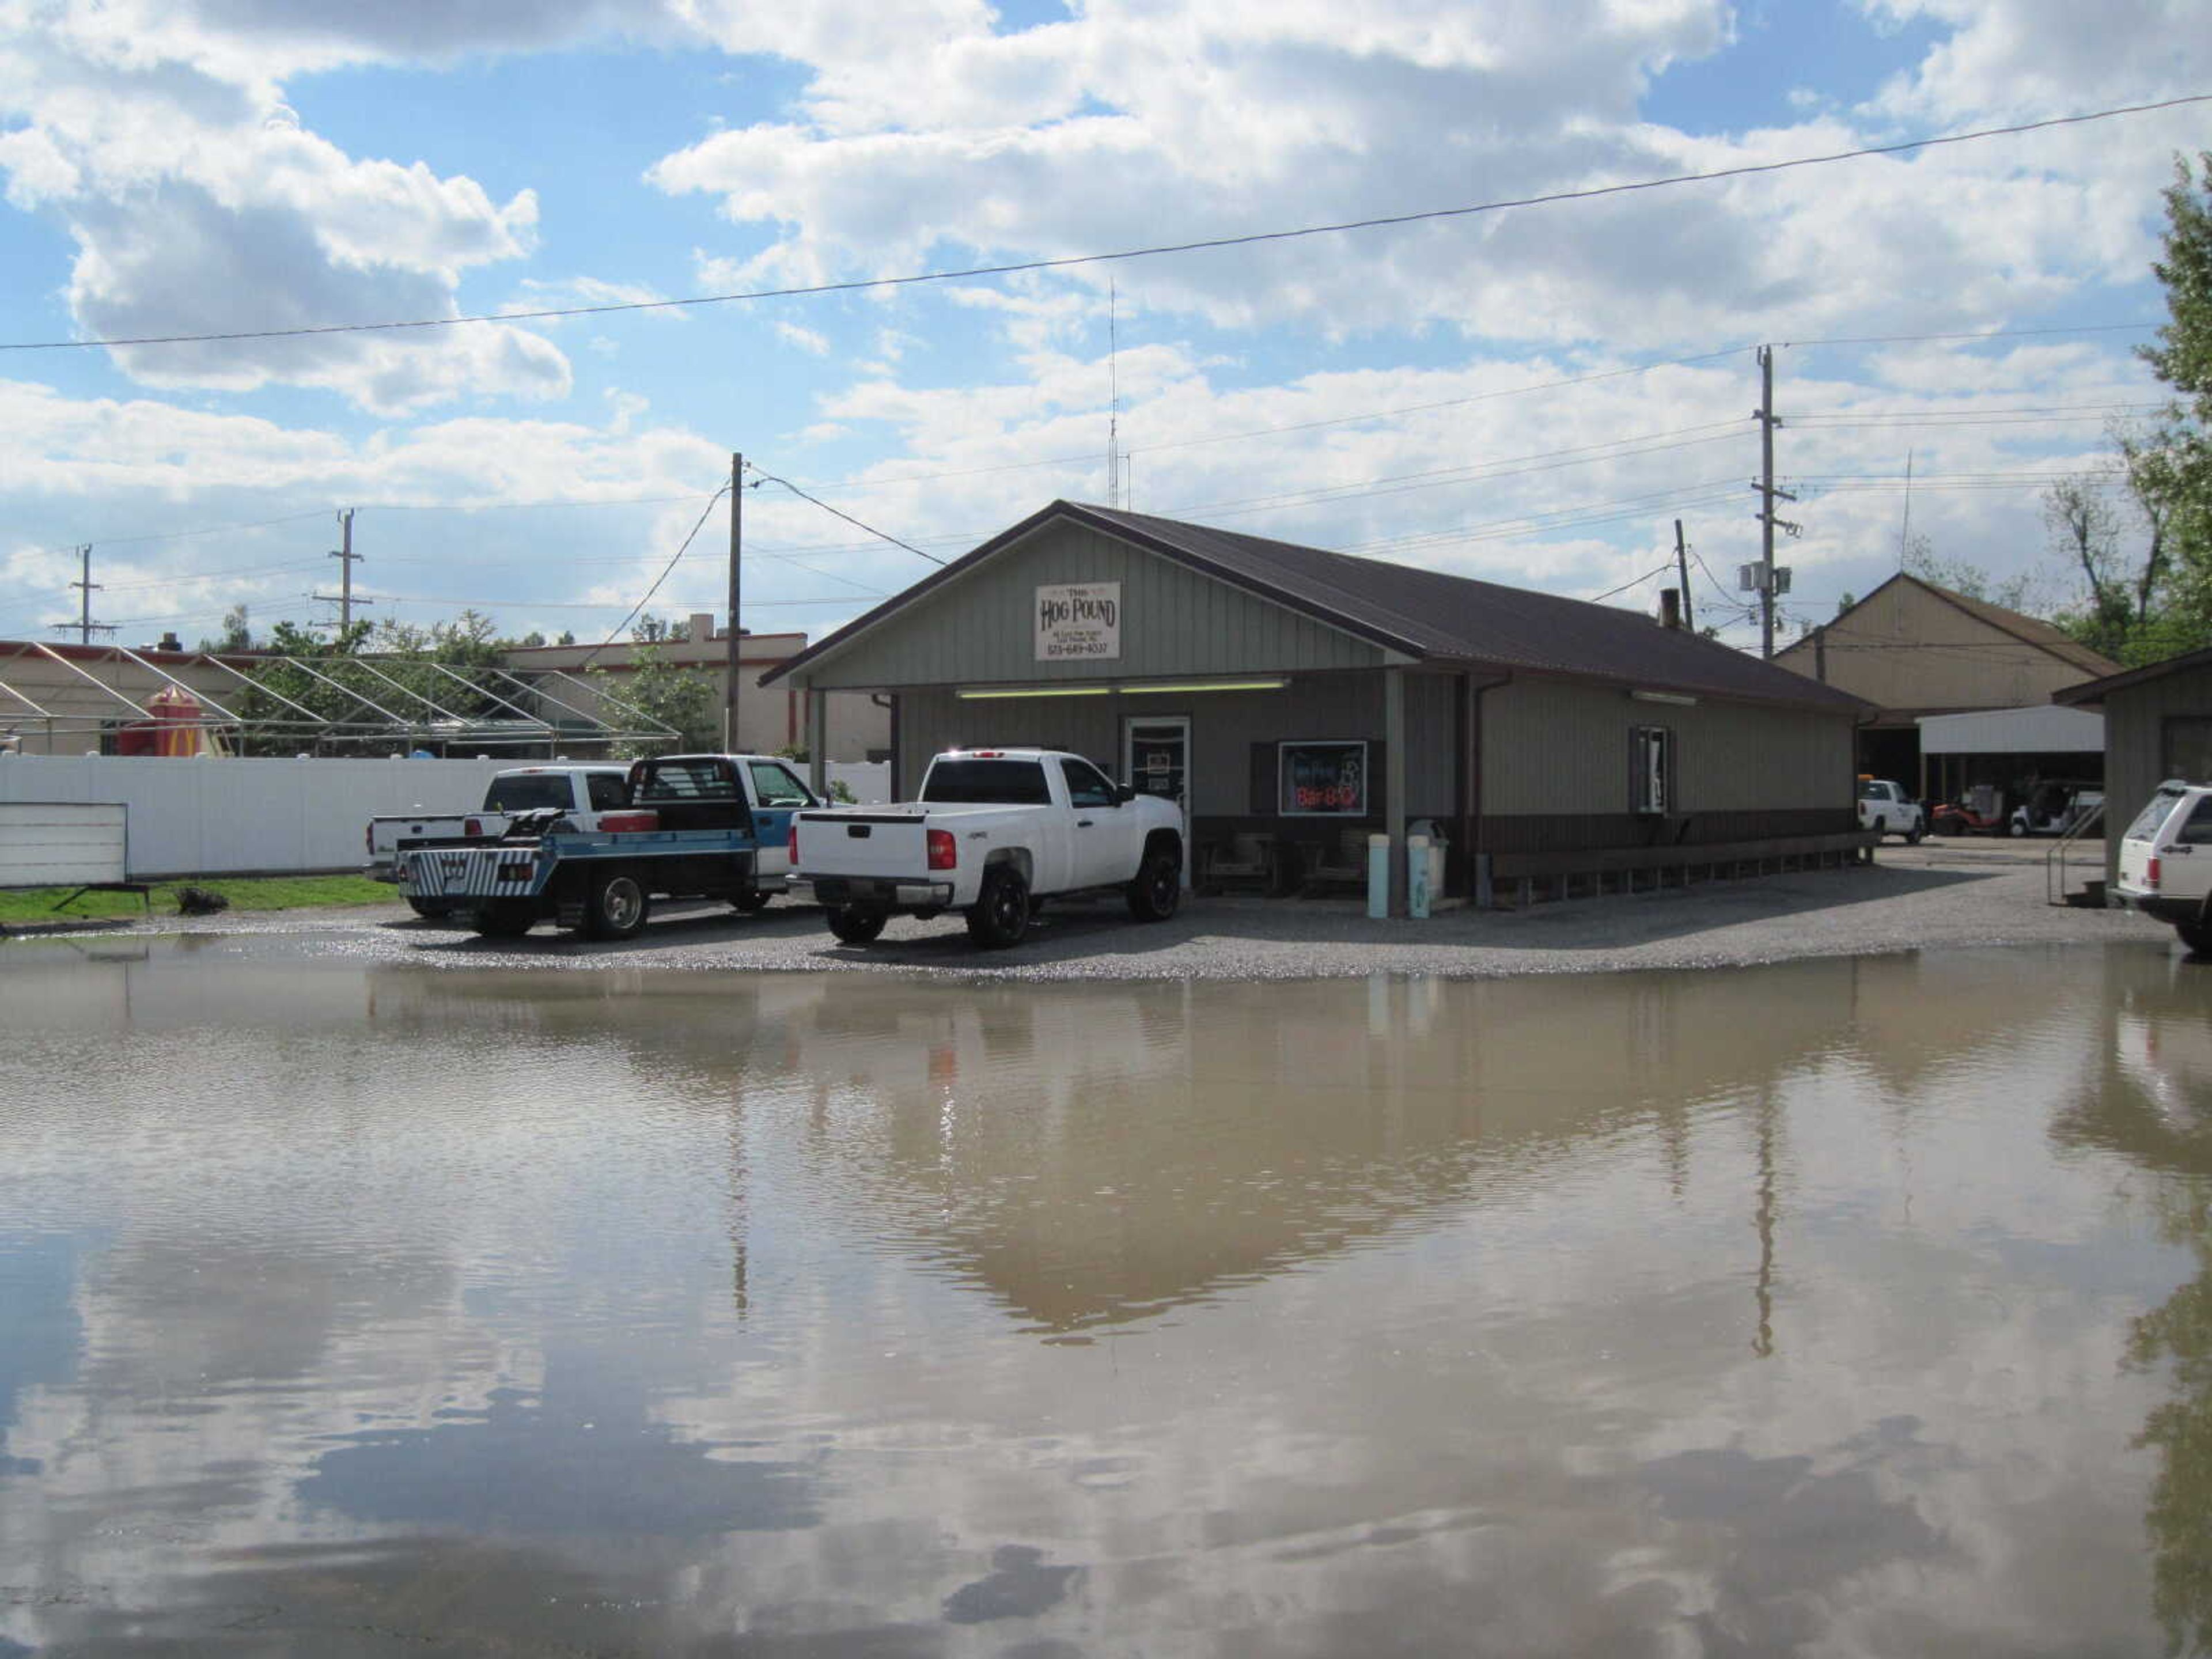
[807,685,828,798]
[1384,665,1407,916]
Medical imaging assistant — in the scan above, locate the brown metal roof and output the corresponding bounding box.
[2054,642,2212,706]
[1778,572,2122,681]
[764,501,1870,713]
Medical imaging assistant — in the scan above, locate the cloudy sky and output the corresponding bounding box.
[0,0,2205,654]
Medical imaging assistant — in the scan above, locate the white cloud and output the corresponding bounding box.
[0,6,571,412]
[646,0,2206,358]
[774,320,831,355]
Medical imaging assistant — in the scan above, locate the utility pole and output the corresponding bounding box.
[66,545,111,643]
[1749,346,1798,660]
[1673,518,1694,633]
[725,452,743,753]
[315,508,368,637]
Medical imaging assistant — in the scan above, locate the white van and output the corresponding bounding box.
[2115,781,2212,953]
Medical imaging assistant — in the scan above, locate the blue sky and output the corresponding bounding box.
[0,0,2204,653]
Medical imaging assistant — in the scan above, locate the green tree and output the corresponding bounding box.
[590,619,718,757]
[1903,534,2035,611]
[2131,153,2212,647]
[200,603,253,653]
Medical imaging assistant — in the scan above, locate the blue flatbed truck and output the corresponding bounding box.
[397,752,824,940]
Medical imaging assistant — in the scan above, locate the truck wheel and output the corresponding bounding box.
[827,905,886,945]
[585,869,650,941]
[1127,849,1182,922]
[471,901,535,938]
[2179,919,2211,956]
[966,865,1031,948]
[407,896,456,919]
[729,889,773,914]
[1870,815,1886,839]
[2009,819,2027,837]
[1905,823,1922,846]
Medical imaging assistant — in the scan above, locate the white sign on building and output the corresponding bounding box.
[1035,582,1122,661]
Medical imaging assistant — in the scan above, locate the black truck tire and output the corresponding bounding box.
[827,905,887,945]
[729,889,774,914]
[966,865,1032,948]
[2179,918,2211,956]
[584,868,650,941]
[1126,848,1182,922]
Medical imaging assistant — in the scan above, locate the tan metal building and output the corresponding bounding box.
[1775,572,2118,785]
[764,502,1871,909]
[2055,643,2212,885]
[502,617,889,762]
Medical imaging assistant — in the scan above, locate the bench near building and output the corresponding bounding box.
[764,502,1873,911]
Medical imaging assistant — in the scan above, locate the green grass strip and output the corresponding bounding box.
[0,873,403,925]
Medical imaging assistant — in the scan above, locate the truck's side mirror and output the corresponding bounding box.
[1116,783,1137,804]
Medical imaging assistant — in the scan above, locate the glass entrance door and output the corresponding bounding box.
[1122,715,1191,887]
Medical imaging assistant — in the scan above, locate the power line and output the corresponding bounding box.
[1586,562,1677,605]
[1779,321,2158,350]
[745,465,945,566]
[6,94,2202,354]
[569,485,732,672]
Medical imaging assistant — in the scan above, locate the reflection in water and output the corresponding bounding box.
[2060,954,2212,1657]
[0,940,2208,1653]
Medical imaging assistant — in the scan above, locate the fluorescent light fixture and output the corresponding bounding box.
[956,676,1288,699]
[1629,689,1698,706]
[1122,678,1288,695]
[956,684,1112,699]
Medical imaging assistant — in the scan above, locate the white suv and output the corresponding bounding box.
[2115,781,2212,954]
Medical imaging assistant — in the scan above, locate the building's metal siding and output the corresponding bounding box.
[2099,661,2212,884]
[1482,678,1854,815]
[799,522,1384,690]
[897,671,1466,820]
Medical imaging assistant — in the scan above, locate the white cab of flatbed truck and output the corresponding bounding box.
[791,748,1184,949]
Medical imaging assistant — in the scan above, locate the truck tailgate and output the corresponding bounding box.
[796,810,932,878]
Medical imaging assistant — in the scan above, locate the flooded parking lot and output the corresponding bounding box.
[4,937,2212,1654]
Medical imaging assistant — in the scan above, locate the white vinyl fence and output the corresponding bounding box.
[0,755,513,878]
[0,802,128,889]
[0,754,894,880]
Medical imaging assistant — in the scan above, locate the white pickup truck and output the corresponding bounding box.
[791,748,1185,948]
[1856,778,1925,843]
[365,764,630,915]
[2116,780,2212,954]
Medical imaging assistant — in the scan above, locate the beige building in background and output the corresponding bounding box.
[502,616,889,761]
[1775,572,2118,782]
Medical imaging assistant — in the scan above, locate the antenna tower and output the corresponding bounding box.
[1107,280,1120,509]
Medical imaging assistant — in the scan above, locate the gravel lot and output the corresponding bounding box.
[29,837,2186,980]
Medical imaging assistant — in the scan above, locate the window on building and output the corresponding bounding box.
[1631,726,1673,815]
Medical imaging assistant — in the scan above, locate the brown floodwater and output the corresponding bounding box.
[3,938,2211,1655]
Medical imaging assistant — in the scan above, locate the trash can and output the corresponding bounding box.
[1408,819,1446,912]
